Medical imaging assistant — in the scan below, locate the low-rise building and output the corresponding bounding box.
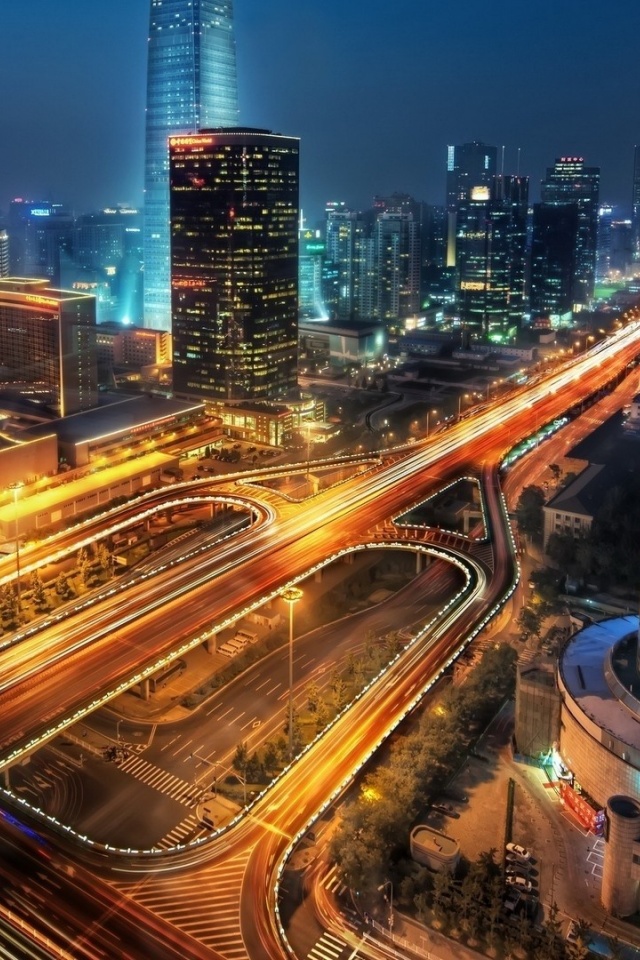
[410,825,460,874]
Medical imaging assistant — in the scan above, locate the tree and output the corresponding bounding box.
[232,741,248,774]
[262,741,279,776]
[306,680,320,713]
[517,605,543,642]
[55,572,74,600]
[549,463,562,485]
[566,918,591,960]
[30,571,48,611]
[431,870,454,922]
[315,699,330,734]
[96,542,113,577]
[515,485,546,540]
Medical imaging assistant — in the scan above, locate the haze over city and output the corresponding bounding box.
[1,0,640,217]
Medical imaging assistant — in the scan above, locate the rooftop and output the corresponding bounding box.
[24,395,205,446]
[559,616,640,750]
[411,824,460,859]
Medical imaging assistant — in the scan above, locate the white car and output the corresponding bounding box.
[506,842,532,861]
[506,875,532,893]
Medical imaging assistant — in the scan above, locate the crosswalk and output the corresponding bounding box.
[307,931,348,960]
[116,752,201,808]
[156,812,207,850]
[322,864,347,898]
[113,849,252,959]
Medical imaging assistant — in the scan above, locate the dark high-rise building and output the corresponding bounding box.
[0,279,98,416]
[170,128,299,403]
[596,204,614,282]
[0,230,8,278]
[8,200,73,285]
[632,145,640,260]
[529,203,579,319]
[144,0,239,332]
[446,141,498,267]
[456,176,528,337]
[540,157,600,306]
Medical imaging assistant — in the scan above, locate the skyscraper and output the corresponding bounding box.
[529,204,579,319]
[540,157,600,306]
[456,176,528,337]
[446,141,497,267]
[0,279,98,417]
[632,145,640,260]
[170,129,299,403]
[144,0,239,332]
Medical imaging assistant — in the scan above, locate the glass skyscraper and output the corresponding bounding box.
[170,129,299,402]
[144,0,239,331]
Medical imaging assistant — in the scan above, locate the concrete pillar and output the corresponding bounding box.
[314,569,323,583]
[205,633,217,654]
[344,553,354,565]
[602,795,640,917]
[416,552,423,574]
[2,768,9,789]
[140,678,150,701]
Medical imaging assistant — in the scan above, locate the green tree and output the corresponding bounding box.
[315,699,330,734]
[55,572,73,599]
[232,741,248,774]
[432,870,454,922]
[30,570,48,611]
[306,680,320,713]
[518,605,543,642]
[566,920,591,960]
[262,741,279,776]
[549,463,562,484]
[515,485,546,540]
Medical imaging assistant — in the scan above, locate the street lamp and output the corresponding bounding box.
[281,586,303,761]
[377,879,394,930]
[9,482,24,614]
[458,394,469,418]
[426,408,438,438]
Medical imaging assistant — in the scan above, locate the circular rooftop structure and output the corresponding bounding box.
[557,615,640,807]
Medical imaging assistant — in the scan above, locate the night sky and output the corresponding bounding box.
[1,0,639,223]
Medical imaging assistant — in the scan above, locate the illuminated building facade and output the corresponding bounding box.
[299,227,326,319]
[0,279,98,417]
[446,141,497,268]
[144,0,239,332]
[540,157,600,306]
[170,129,299,403]
[375,211,420,330]
[455,176,528,336]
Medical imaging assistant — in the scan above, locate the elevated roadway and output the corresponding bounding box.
[0,321,639,772]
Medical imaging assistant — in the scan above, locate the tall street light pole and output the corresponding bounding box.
[426,408,438,438]
[9,482,24,615]
[377,879,394,930]
[281,586,303,761]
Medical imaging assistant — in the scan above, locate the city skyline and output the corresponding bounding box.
[1,0,639,222]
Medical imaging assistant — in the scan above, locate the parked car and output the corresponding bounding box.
[506,876,532,893]
[506,864,531,878]
[432,802,459,819]
[506,854,532,872]
[506,842,532,861]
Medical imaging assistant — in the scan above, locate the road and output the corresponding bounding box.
[1,320,639,773]
[0,320,640,958]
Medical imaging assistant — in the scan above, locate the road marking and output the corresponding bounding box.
[240,717,256,731]
[255,679,271,691]
[266,683,281,696]
[161,735,179,752]
[217,707,233,721]
[230,711,245,725]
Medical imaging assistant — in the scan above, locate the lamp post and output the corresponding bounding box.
[377,879,394,930]
[458,394,469,419]
[281,586,303,761]
[9,482,23,614]
[426,408,438,438]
